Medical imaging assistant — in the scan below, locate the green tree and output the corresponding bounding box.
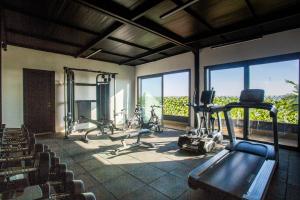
[285,80,298,113]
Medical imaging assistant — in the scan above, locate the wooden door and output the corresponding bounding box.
[23,69,55,133]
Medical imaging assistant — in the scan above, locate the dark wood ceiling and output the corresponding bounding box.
[1,0,300,66]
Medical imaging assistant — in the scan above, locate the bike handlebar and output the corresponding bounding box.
[150,105,161,108]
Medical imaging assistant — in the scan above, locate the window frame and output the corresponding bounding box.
[204,52,300,151]
[137,69,191,124]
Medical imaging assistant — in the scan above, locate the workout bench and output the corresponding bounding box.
[109,129,155,154]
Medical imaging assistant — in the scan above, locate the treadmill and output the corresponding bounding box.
[188,89,279,200]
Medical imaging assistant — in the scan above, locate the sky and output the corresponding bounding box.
[211,59,299,96]
[140,59,299,98]
[140,72,189,97]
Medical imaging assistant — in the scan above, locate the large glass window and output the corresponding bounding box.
[138,70,190,130]
[249,60,299,147]
[140,76,163,121]
[163,72,189,117]
[209,67,245,136]
[206,56,299,148]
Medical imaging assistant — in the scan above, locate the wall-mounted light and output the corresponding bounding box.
[85,49,102,58]
[160,0,199,19]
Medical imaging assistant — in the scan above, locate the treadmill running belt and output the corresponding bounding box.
[198,151,265,198]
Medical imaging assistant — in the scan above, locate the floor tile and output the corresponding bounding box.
[122,185,170,200]
[104,174,145,199]
[288,173,300,187]
[67,163,86,176]
[177,189,209,200]
[267,180,286,199]
[150,159,186,172]
[72,152,95,163]
[76,174,98,190]
[129,164,167,183]
[286,184,300,200]
[170,165,192,180]
[106,154,145,172]
[79,158,106,171]
[150,173,188,199]
[89,184,117,200]
[37,131,300,200]
[90,165,125,183]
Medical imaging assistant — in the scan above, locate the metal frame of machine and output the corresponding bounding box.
[188,89,279,200]
[63,67,117,139]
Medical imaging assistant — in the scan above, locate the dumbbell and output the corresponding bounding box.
[1,125,27,137]
[0,136,36,156]
[1,148,72,194]
[0,142,44,167]
[37,150,77,194]
[13,182,96,200]
[1,126,32,144]
[45,180,95,200]
[1,127,32,145]
[0,152,50,192]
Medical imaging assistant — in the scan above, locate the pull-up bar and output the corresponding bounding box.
[64,67,118,75]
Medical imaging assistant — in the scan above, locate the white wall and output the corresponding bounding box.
[1,45,135,132]
[199,28,300,91]
[200,28,300,67]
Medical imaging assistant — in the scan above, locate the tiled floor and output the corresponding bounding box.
[37,129,300,200]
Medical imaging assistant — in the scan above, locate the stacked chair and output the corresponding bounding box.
[0,124,96,200]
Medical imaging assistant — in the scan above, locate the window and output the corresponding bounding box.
[209,67,245,136]
[138,70,191,128]
[163,72,189,117]
[206,54,300,148]
[249,60,299,147]
[140,76,163,121]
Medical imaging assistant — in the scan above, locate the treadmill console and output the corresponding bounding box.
[240,89,264,103]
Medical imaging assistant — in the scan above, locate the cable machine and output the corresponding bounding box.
[63,67,117,139]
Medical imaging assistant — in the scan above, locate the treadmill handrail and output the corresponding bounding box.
[224,101,279,155]
[225,102,277,116]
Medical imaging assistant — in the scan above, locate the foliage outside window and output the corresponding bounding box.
[163,96,189,117]
[160,80,299,124]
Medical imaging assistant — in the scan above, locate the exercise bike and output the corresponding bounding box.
[142,105,163,132]
[117,105,144,130]
[178,90,223,153]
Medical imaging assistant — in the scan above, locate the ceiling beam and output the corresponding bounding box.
[7,28,83,48]
[107,36,168,56]
[148,49,190,64]
[76,0,192,50]
[171,0,227,41]
[2,3,99,36]
[8,28,148,62]
[187,7,300,45]
[120,43,177,65]
[75,0,165,57]
[76,21,123,57]
[244,0,257,18]
[101,50,137,59]
[161,0,199,19]
[7,40,135,66]
[171,0,213,30]
[107,36,152,51]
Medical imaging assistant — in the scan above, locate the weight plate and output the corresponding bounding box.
[37,152,50,184]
